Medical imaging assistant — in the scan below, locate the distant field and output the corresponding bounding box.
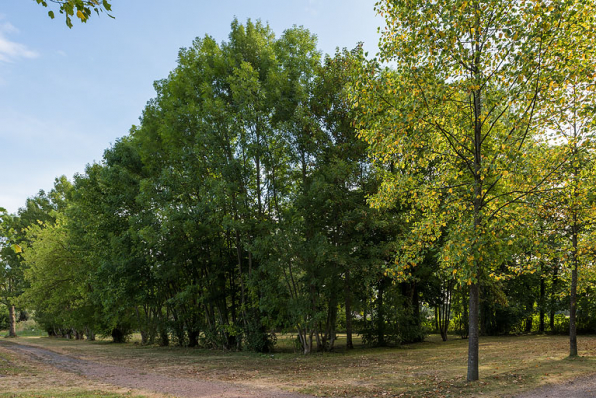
[1,328,596,397]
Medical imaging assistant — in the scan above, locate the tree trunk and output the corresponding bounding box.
[324,291,338,351]
[298,328,313,354]
[85,327,96,341]
[235,229,248,330]
[8,305,17,338]
[136,306,148,345]
[467,283,480,381]
[467,16,483,381]
[569,222,579,357]
[550,264,558,332]
[539,277,545,333]
[438,281,452,342]
[377,278,386,347]
[525,297,533,333]
[344,269,354,350]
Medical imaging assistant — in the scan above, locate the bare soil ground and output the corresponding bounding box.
[0,339,309,398]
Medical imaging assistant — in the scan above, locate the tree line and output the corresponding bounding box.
[2,0,596,382]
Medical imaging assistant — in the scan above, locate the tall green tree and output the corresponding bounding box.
[0,188,60,337]
[538,34,596,356]
[356,0,595,381]
[0,209,21,338]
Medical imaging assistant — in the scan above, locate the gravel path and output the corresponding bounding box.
[0,340,310,398]
[512,374,596,398]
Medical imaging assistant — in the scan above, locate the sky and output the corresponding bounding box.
[0,0,383,214]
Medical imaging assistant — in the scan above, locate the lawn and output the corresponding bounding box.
[1,332,595,397]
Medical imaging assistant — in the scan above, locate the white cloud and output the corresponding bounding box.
[0,21,39,63]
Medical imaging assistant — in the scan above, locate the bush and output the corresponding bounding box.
[110,325,133,343]
[0,305,9,331]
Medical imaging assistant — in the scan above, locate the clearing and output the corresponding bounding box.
[0,334,596,397]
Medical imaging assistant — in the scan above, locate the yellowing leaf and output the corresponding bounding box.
[77,10,86,21]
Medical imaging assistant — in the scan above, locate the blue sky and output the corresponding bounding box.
[0,1,382,214]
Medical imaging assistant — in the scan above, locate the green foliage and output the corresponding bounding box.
[16,11,596,365]
[355,0,596,379]
[0,304,9,330]
[34,0,113,28]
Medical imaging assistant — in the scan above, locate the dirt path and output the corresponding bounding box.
[0,340,310,398]
[512,374,596,398]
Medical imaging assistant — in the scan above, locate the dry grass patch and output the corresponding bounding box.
[0,343,151,398]
[7,334,596,397]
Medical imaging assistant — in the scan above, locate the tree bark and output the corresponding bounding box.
[8,305,17,338]
[569,222,579,357]
[468,25,482,380]
[467,283,480,381]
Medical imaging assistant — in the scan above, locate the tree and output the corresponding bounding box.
[34,0,113,28]
[0,210,20,338]
[22,212,98,339]
[66,141,147,343]
[0,190,57,337]
[356,0,594,381]
[537,28,596,355]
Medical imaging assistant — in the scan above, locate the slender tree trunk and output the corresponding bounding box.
[467,30,483,378]
[136,306,148,345]
[235,229,248,329]
[315,329,323,352]
[550,264,558,332]
[525,296,533,333]
[411,281,421,341]
[468,187,481,381]
[254,118,263,219]
[439,282,452,342]
[569,221,579,357]
[8,305,17,338]
[377,278,386,347]
[324,290,338,351]
[539,277,545,333]
[468,283,480,381]
[344,269,354,350]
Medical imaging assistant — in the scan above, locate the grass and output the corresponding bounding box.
[0,350,147,398]
[0,392,146,398]
[0,324,150,398]
[1,319,47,338]
[0,350,30,376]
[1,332,595,397]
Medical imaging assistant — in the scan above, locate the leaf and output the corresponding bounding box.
[76,10,86,21]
